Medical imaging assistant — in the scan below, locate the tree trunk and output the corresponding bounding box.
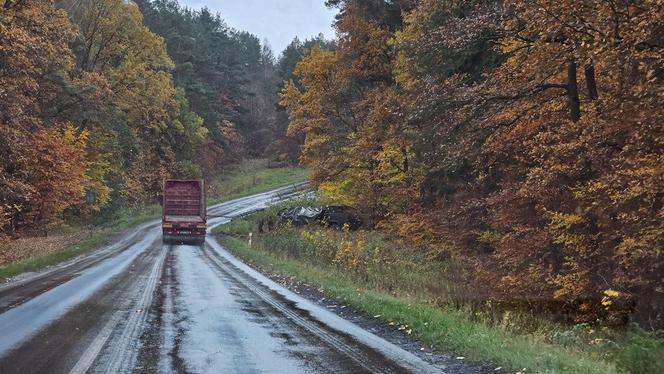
[584,64,599,100]
[420,172,436,209]
[567,60,581,122]
[9,213,16,235]
[401,147,409,172]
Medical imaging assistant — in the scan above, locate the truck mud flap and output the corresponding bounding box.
[162,235,206,246]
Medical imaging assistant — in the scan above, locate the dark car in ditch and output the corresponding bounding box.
[318,205,362,230]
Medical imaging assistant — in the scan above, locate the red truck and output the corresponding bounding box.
[161,179,207,245]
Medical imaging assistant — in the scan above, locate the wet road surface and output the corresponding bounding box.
[0,185,444,373]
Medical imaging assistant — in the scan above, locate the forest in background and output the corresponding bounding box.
[1,0,662,331]
[281,0,663,328]
[0,0,331,237]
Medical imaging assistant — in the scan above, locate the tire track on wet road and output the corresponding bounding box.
[0,183,449,374]
[0,235,163,373]
[199,242,438,374]
[92,244,167,374]
[0,221,160,314]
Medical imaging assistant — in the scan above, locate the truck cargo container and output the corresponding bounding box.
[162,179,206,245]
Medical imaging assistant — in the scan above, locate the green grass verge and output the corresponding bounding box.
[0,159,309,281]
[208,159,309,205]
[217,229,663,374]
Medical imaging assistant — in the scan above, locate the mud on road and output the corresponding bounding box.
[0,184,483,373]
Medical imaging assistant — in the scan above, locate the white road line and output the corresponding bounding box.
[68,311,123,374]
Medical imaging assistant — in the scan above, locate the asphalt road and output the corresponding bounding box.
[0,185,444,374]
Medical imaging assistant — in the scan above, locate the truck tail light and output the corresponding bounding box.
[196,224,206,229]
[162,223,173,228]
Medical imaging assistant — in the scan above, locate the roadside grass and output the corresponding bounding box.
[215,208,664,374]
[208,159,309,205]
[0,230,118,281]
[0,205,160,281]
[0,159,309,281]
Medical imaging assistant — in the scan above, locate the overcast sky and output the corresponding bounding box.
[178,0,337,55]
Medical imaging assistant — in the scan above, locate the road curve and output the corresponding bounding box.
[0,184,444,374]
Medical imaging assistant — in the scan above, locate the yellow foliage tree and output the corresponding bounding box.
[23,125,89,228]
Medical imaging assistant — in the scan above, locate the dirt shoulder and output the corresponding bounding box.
[1,230,94,266]
[265,271,497,374]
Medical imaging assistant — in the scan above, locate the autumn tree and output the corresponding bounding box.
[282,0,664,327]
[22,126,88,229]
[484,0,664,324]
[60,0,207,200]
[269,35,336,164]
[1,0,210,237]
[0,0,81,233]
[281,47,350,184]
[391,0,664,324]
[283,1,416,220]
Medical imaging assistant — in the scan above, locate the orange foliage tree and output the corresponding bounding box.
[0,0,79,234]
[1,0,208,237]
[284,0,664,327]
[22,125,88,228]
[282,1,418,221]
[484,0,664,324]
